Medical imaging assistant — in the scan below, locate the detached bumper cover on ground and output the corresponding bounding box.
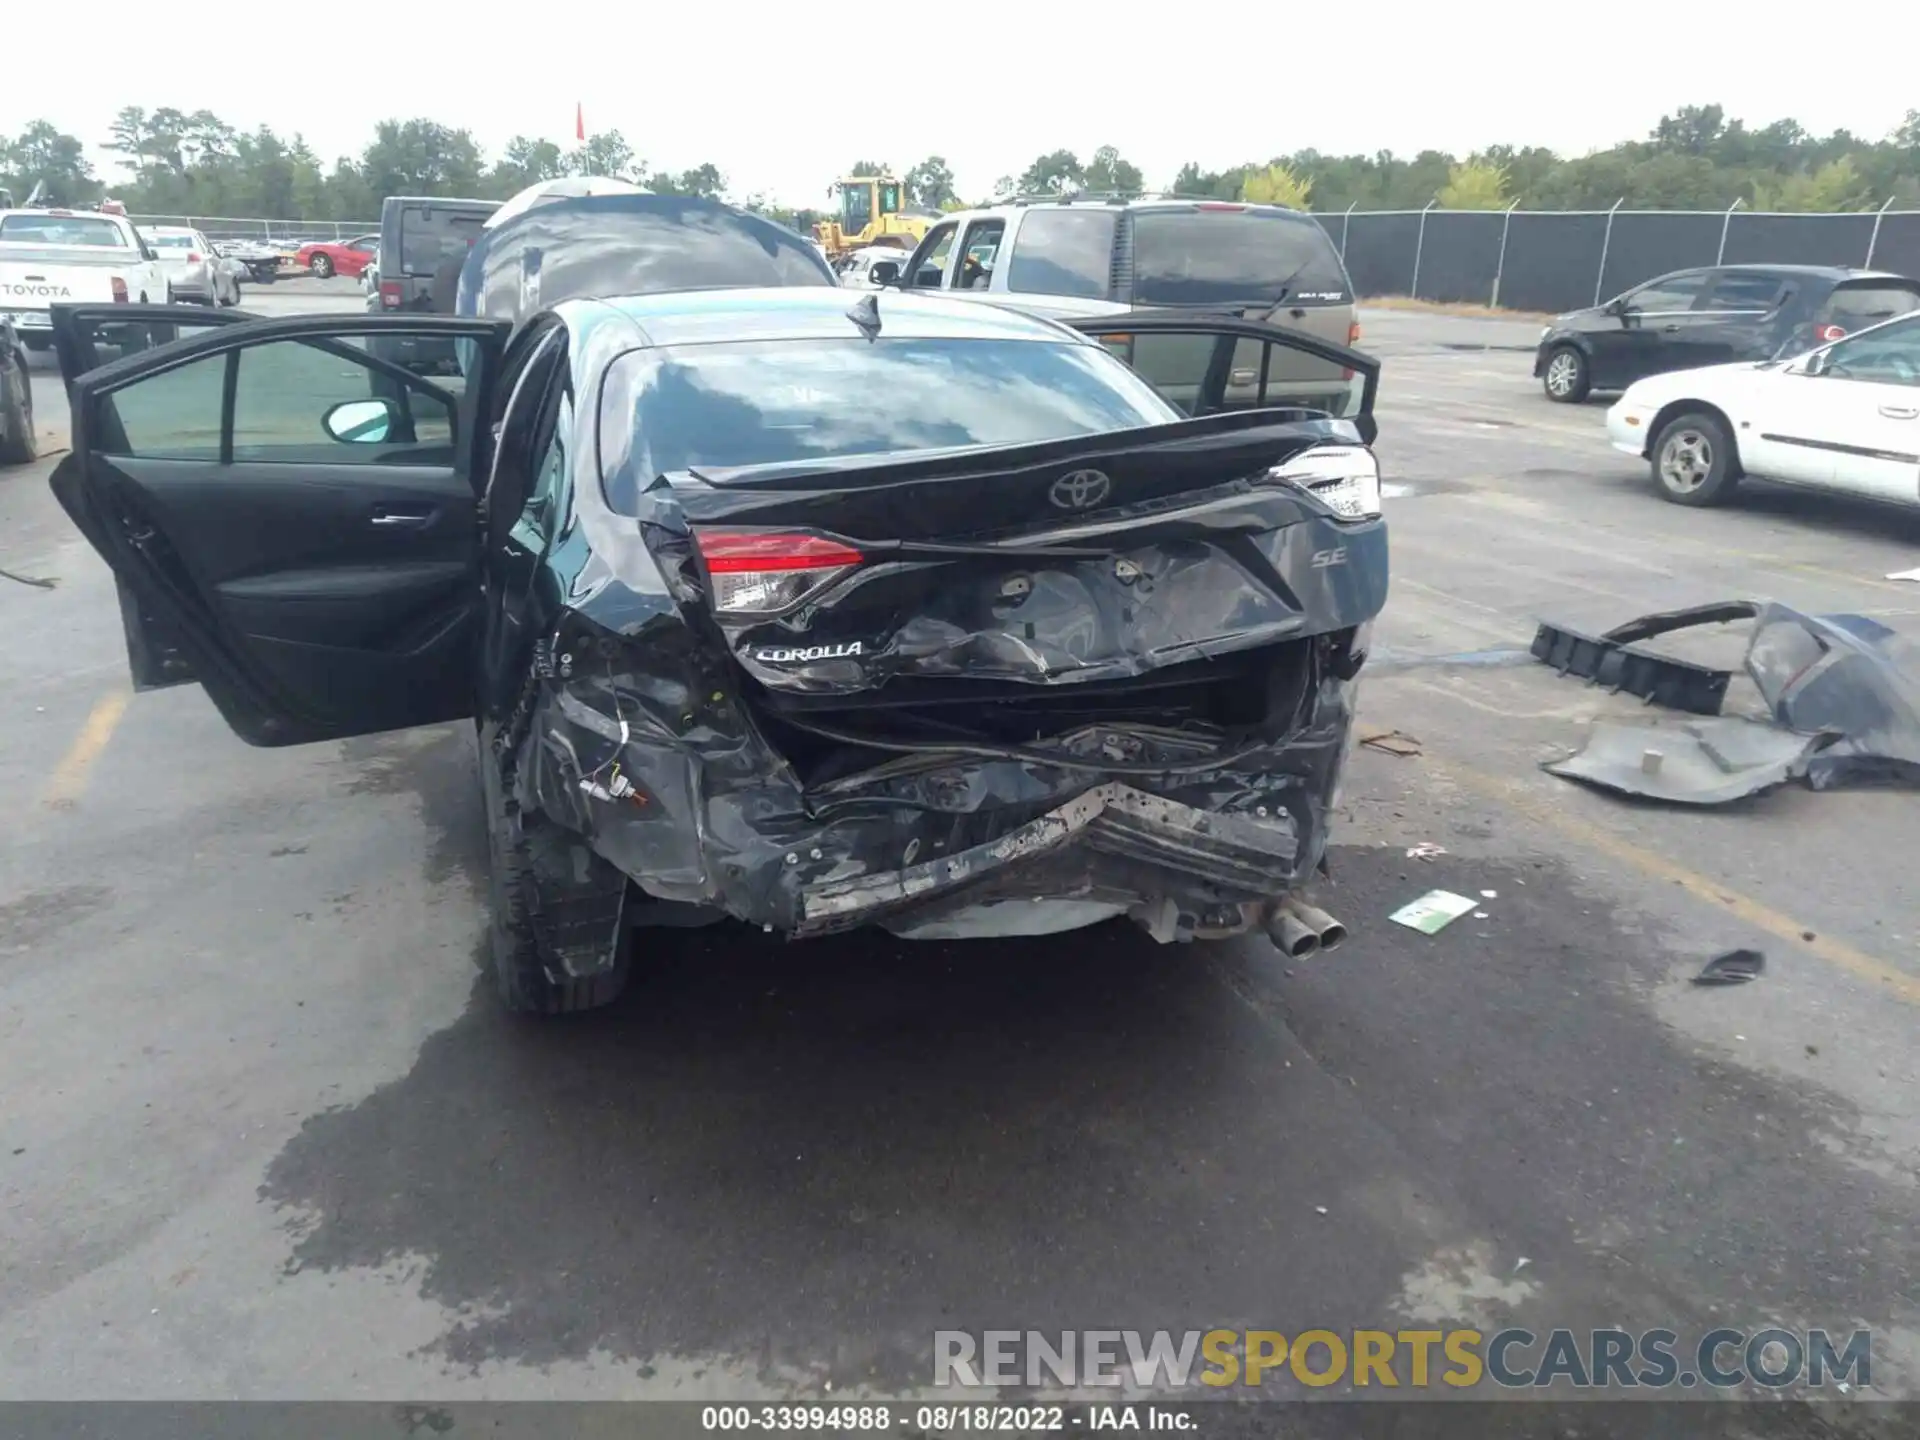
[1539,601,1920,804]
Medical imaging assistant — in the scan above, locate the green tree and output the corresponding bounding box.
[1016,149,1083,195]
[651,163,727,198]
[1435,160,1509,209]
[568,130,639,181]
[359,119,486,197]
[491,136,568,192]
[1241,162,1312,208]
[902,155,957,209]
[1083,146,1143,195]
[1,121,100,206]
[1751,157,1874,212]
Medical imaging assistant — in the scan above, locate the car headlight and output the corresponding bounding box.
[1267,445,1381,521]
[1540,326,1552,341]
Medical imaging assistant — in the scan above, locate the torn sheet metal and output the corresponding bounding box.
[1530,601,1758,716]
[1543,715,1823,805]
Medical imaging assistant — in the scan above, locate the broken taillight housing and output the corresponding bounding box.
[1267,445,1382,521]
[378,279,401,310]
[693,530,864,616]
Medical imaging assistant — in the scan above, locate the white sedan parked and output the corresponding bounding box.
[1609,309,1920,509]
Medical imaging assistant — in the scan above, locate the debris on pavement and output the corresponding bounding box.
[1538,601,1920,805]
[1544,716,1819,805]
[1361,729,1423,757]
[0,565,58,590]
[1390,890,1478,934]
[1405,842,1446,861]
[1887,568,1920,583]
[1692,949,1766,986]
[1531,600,1757,716]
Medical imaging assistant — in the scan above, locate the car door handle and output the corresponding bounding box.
[1661,324,1681,333]
[1879,405,1919,420]
[370,505,434,527]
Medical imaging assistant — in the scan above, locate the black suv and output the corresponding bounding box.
[369,195,501,372]
[1534,264,1920,402]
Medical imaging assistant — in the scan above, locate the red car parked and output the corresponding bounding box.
[294,233,377,280]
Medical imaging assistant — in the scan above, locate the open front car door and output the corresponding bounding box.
[48,311,509,745]
[1057,310,1380,445]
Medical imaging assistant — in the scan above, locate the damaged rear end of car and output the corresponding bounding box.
[515,398,1388,954]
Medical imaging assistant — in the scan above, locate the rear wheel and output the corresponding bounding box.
[478,724,630,1015]
[309,253,334,279]
[0,365,34,466]
[1650,411,1740,507]
[1541,344,1590,403]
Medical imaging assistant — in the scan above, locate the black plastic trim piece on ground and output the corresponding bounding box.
[1529,601,1760,717]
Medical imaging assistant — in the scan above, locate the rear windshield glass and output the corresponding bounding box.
[1132,209,1349,307]
[1825,282,1920,327]
[149,234,197,249]
[598,337,1174,514]
[1005,210,1117,300]
[0,215,126,246]
[398,205,492,275]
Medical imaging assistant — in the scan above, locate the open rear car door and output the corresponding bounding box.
[1056,310,1379,444]
[48,308,509,745]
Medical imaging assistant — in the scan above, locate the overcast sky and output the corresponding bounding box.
[6,2,1914,208]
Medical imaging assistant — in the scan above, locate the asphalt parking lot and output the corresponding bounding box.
[2,283,1917,1406]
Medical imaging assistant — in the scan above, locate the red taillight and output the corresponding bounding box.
[186,251,201,263]
[694,530,864,616]
[378,279,401,309]
[111,277,129,303]
[1348,320,1362,346]
[1815,323,1847,343]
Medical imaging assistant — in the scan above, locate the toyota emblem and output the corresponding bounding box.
[1049,468,1112,511]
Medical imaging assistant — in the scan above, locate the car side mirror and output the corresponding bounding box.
[868,260,900,286]
[1604,297,1629,317]
[323,397,398,444]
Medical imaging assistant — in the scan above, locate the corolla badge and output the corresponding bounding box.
[1049,468,1112,510]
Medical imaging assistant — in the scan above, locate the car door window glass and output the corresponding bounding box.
[1622,275,1705,313]
[955,220,1004,290]
[107,351,228,458]
[1702,274,1782,313]
[101,333,461,462]
[1820,317,1920,387]
[1005,210,1118,300]
[906,224,956,288]
[1106,331,1363,419]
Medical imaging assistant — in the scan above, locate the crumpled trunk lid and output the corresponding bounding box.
[666,410,1384,697]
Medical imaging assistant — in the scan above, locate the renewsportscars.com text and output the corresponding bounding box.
[934,1327,1872,1390]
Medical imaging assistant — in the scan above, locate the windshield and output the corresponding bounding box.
[0,214,126,246]
[1132,209,1350,307]
[599,337,1176,514]
[1825,282,1920,329]
[840,183,873,235]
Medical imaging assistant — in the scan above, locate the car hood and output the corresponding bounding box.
[1618,362,1767,405]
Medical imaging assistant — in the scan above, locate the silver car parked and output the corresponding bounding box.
[142,225,240,306]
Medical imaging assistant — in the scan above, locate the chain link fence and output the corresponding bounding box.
[127,214,378,244]
[1315,203,1920,313]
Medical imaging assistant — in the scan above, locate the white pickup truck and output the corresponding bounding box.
[0,208,170,350]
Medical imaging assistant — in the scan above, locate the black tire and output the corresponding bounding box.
[1649,411,1740,507]
[478,724,630,1015]
[1541,344,1591,403]
[0,364,34,467]
[310,253,333,279]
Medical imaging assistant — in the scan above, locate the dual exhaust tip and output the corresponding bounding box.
[1266,899,1346,959]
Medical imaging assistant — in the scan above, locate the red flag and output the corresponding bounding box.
[575,103,585,142]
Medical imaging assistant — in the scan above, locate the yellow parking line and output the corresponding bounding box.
[40,692,130,810]
[1434,755,1920,1005]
